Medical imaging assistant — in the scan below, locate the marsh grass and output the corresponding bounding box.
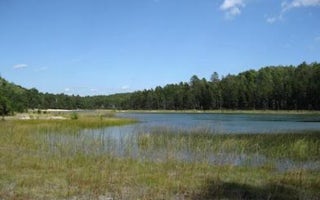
[136,129,320,161]
[13,115,136,130]
[0,115,319,199]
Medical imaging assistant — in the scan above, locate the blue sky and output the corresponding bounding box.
[0,0,319,96]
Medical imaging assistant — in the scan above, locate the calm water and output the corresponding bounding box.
[45,112,320,171]
[115,112,320,134]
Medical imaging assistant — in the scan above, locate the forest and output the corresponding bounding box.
[1,62,320,115]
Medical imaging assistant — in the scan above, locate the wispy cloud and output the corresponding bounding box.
[282,0,320,11]
[267,0,320,23]
[220,0,245,19]
[13,64,28,69]
[266,16,278,24]
[266,14,285,24]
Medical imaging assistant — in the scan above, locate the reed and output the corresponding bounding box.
[136,129,320,161]
[0,116,319,199]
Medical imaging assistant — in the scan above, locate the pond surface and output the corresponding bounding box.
[115,112,320,134]
[45,112,320,171]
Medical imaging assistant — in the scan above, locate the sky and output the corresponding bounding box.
[0,0,320,96]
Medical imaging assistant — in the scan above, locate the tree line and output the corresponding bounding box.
[1,62,320,116]
[122,62,320,110]
[0,76,130,115]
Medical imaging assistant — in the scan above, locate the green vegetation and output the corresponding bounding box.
[137,129,320,161]
[1,115,319,199]
[70,112,79,120]
[1,61,320,198]
[1,62,320,114]
[124,62,320,110]
[12,113,135,131]
[0,95,11,119]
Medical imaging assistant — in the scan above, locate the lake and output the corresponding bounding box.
[114,112,320,134]
[46,112,320,171]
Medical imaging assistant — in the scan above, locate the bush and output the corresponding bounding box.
[70,112,79,120]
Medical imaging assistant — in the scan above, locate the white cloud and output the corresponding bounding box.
[229,7,241,16]
[266,0,320,23]
[220,0,244,10]
[13,64,28,69]
[266,14,284,24]
[64,88,71,92]
[220,0,245,19]
[282,0,320,11]
[266,16,278,24]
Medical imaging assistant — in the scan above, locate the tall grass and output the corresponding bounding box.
[0,116,319,199]
[136,129,320,161]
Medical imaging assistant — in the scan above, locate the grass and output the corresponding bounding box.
[12,114,135,130]
[0,113,319,199]
[136,129,320,161]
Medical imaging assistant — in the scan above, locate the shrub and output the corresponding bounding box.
[70,112,79,120]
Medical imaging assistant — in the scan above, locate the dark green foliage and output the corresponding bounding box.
[0,62,320,113]
[122,62,320,110]
[0,96,11,119]
[193,181,304,200]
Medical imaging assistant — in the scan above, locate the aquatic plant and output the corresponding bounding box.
[0,116,319,199]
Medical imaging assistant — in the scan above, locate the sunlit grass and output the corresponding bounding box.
[136,129,320,161]
[13,115,136,131]
[0,115,319,199]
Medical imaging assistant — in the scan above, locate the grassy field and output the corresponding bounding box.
[0,113,319,199]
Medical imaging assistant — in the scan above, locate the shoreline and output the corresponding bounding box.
[4,109,319,121]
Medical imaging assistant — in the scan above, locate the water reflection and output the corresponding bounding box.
[41,113,320,172]
[43,124,320,172]
[116,113,320,133]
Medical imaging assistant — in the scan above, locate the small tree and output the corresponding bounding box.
[0,96,10,120]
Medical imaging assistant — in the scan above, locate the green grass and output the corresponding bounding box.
[0,114,319,199]
[136,129,320,161]
[12,115,135,130]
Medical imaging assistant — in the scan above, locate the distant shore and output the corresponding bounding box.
[5,109,319,121]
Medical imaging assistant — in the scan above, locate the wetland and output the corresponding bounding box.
[1,111,320,199]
